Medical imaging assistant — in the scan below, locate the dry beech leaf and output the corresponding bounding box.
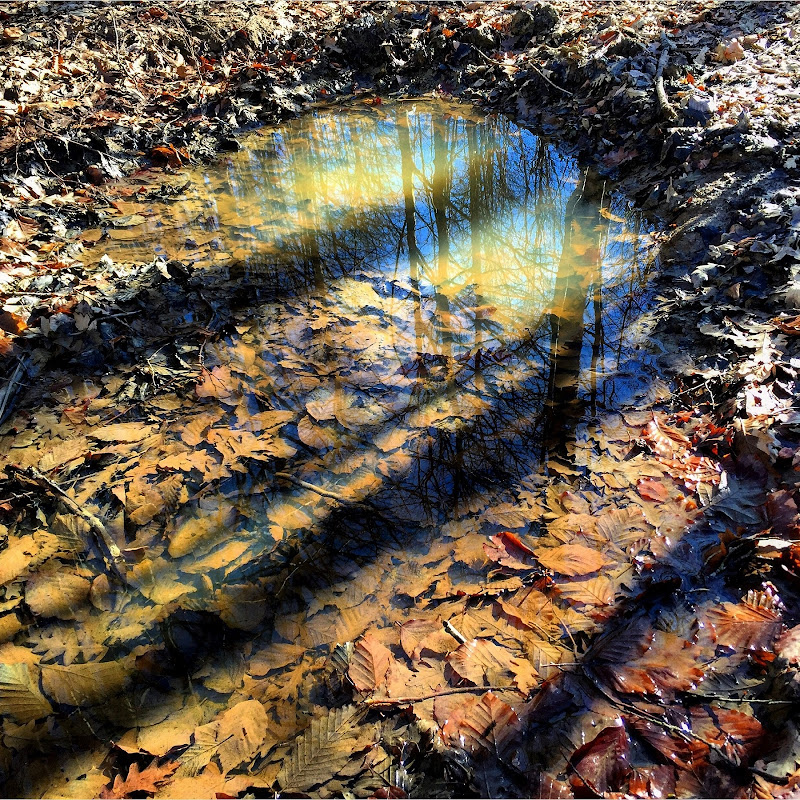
[88,422,156,443]
[703,602,782,652]
[569,725,632,795]
[348,633,393,692]
[637,478,669,502]
[41,661,129,707]
[191,699,268,775]
[439,691,520,757]
[641,417,691,458]
[537,544,611,577]
[0,663,53,723]
[445,638,516,686]
[99,758,178,798]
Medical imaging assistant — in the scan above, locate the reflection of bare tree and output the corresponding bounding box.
[543,167,609,460]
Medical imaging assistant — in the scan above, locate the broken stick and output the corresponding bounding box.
[9,465,127,582]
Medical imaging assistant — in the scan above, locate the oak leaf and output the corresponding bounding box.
[99,759,178,798]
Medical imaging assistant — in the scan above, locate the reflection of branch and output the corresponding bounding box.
[365,685,520,707]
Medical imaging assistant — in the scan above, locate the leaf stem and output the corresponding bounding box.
[364,685,521,707]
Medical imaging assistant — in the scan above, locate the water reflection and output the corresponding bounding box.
[1,102,662,792]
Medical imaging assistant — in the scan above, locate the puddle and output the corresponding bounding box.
[0,101,739,796]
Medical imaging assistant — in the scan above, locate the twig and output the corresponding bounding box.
[0,358,28,425]
[474,48,574,96]
[655,40,678,122]
[274,471,358,504]
[8,465,127,582]
[365,685,520,707]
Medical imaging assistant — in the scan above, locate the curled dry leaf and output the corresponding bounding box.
[483,531,538,571]
[348,633,393,693]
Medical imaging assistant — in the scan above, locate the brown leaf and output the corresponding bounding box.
[439,691,520,757]
[99,759,178,798]
[41,661,129,706]
[297,415,338,449]
[703,602,782,652]
[399,619,456,662]
[25,571,90,620]
[348,633,392,692]
[445,638,516,686]
[537,544,611,577]
[569,725,631,795]
[192,699,269,775]
[483,531,538,571]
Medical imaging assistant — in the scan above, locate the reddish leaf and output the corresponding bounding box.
[689,705,765,765]
[483,531,538,571]
[445,638,516,686]
[703,602,782,652]
[569,725,631,795]
[637,478,669,502]
[627,716,697,771]
[776,625,800,664]
[100,759,178,798]
[594,632,704,698]
[348,633,392,693]
[642,417,691,458]
[537,544,611,577]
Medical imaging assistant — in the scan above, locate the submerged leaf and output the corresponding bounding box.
[569,725,631,795]
[446,638,516,686]
[278,705,372,793]
[538,544,611,577]
[703,602,782,652]
[348,633,392,692]
[0,663,53,723]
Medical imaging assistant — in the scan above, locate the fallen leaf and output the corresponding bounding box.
[537,544,611,577]
[569,725,631,795]
[348,633,392,692]
[99,759,178,798]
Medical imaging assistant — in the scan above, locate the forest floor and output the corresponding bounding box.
[1,1,800,798]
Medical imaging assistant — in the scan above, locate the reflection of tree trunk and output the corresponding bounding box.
[432,119,453,363]
[467,121,486,382]
[544,167,608,459]
[398,113,426,377]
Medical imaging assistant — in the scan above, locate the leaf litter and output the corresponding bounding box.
[0,1,800,797]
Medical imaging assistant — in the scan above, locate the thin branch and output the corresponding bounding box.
[8,465,127,582]
[365,685,520,707]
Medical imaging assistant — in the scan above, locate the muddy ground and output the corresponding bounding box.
[2,1,800,797]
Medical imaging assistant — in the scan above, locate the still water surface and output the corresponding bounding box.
[2,100,664,794]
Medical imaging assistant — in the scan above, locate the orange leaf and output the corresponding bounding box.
[703,602,782,652]
[100,759,178,798]
[348,633,392,692]
[537,544,611,577]
[637,478,668,501]
[483,531,538,571]
[0,310,27,335]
